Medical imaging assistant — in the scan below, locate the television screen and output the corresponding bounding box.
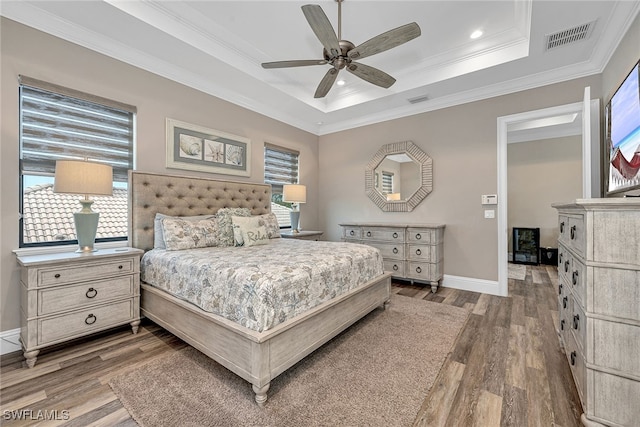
[606,60,640,194]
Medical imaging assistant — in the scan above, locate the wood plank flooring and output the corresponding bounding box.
[1,264,582,426]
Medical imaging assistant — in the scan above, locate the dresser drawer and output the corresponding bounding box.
[569,257,586,307]
[367,242,405,259]
[565,331,586,407]
[407,261,442,282]
[570,297,586,354]
[559,214,586,257]
[343,227,361,240]
[361,227,405,242]
[591,266,640,321]
[408,243,442,262]
[38,275,136,316]
[383,260,405,276]
[38,299,135,345]
[589,370,640,425]
[407,228,442,244]
[38,257,137,287]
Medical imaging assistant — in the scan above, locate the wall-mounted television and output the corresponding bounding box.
[605,59,640,195]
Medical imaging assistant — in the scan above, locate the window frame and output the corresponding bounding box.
[18,76,136,249]
[264,143,300,229]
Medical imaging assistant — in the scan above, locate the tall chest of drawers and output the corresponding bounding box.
[553,199,640,427]
[16,247,143,368]
[340,223,445,293]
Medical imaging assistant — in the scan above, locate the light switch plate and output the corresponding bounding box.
[484,209,495,219]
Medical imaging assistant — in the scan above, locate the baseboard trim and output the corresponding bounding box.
[1,328,21,355]
[441,274,501,296]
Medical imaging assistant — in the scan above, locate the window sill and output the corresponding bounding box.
[13,241,128,257]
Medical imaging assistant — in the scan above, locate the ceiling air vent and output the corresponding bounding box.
[545,21,595,50]
[408,95,429,104]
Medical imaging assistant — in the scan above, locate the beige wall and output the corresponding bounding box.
[0,18,319,332]
[507,136,583,251]
[318,76,601,282]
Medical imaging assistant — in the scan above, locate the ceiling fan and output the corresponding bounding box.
[261,0,421,98]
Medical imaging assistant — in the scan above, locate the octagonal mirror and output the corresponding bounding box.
[365,141,432,212]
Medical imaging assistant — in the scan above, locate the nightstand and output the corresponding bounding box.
[280,230,324,241]
[16,247,143,368]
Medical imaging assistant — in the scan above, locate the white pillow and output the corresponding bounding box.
[232,216,271,246]
[160,217,223,251]
[241,225,270,247]
[153,213,215,249]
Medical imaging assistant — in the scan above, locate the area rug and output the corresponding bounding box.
[109,295,470,427]
[508,263,527,280]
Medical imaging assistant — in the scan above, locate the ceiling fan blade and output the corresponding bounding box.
[347,62,396,88]
[262,59,327,69]
[348,22,421,60]
[302,4,341,59]
[314,68,339,98]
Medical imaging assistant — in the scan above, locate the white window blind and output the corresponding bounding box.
[382,171,394,194]
[264,143,300,194]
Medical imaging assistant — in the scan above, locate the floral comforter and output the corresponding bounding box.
[140,239,384,332]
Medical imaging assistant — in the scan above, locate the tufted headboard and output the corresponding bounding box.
[128,171,272,251]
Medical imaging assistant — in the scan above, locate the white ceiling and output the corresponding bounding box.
[2,1,638,135]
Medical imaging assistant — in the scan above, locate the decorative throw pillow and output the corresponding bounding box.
[231,215,272,246]
[216,207,251,247]
[153,213,215,249]
[241,225,270,247]
[255,213,281,239]
[160,217,222,251]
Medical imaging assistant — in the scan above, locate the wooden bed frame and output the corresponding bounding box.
[128,171,391,406]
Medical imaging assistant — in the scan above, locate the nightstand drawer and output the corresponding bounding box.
[38,257,136,287]
[39,299,135,345]
[38,276,135,316]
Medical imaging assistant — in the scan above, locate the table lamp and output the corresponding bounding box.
[54,160,113,252]
[283,184,306,233]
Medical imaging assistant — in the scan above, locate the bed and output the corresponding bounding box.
[128,171,391,406]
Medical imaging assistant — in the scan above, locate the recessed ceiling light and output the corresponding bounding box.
[336,80,346,86]
[470,30,483,39]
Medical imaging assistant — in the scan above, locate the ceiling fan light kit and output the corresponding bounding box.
[262,0,421,98]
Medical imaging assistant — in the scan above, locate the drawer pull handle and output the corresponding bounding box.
[118,265,124,270]
[564,261,569,273]
[570,225,576,240]
[416,249,422,256]
[559,253,563,265]
[85,288,98,299]
[560,222,565,233]
[85,314,97,325]
[392,247,399,254]
[350,230,354,236]
[572,271,578,285]
[573,314,580,330]
[393,264,399,271]
[415,233,422,240]
[561,319,565,330]
[392,232,398,239]
[563,296,568,309]
[366,231,372,237]
[558,284,563,295]
[54,273,61,279]
[416,266,422,273]
[570,351,576,366]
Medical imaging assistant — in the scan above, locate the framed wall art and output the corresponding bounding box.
[166,118,251,177]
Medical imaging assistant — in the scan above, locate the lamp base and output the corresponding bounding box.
[290,210,301,233]
[74,200,100,253]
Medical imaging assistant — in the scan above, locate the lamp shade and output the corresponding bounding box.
[54,160,113,196]
[282,184,306,203]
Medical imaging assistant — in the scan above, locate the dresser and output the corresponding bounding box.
[17,247,143,368]
[340,223,444,293]
[553,199,640,427]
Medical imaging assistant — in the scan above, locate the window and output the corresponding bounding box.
[381,171,394,194]
[19,76,136,248]
[264,143,299,228]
